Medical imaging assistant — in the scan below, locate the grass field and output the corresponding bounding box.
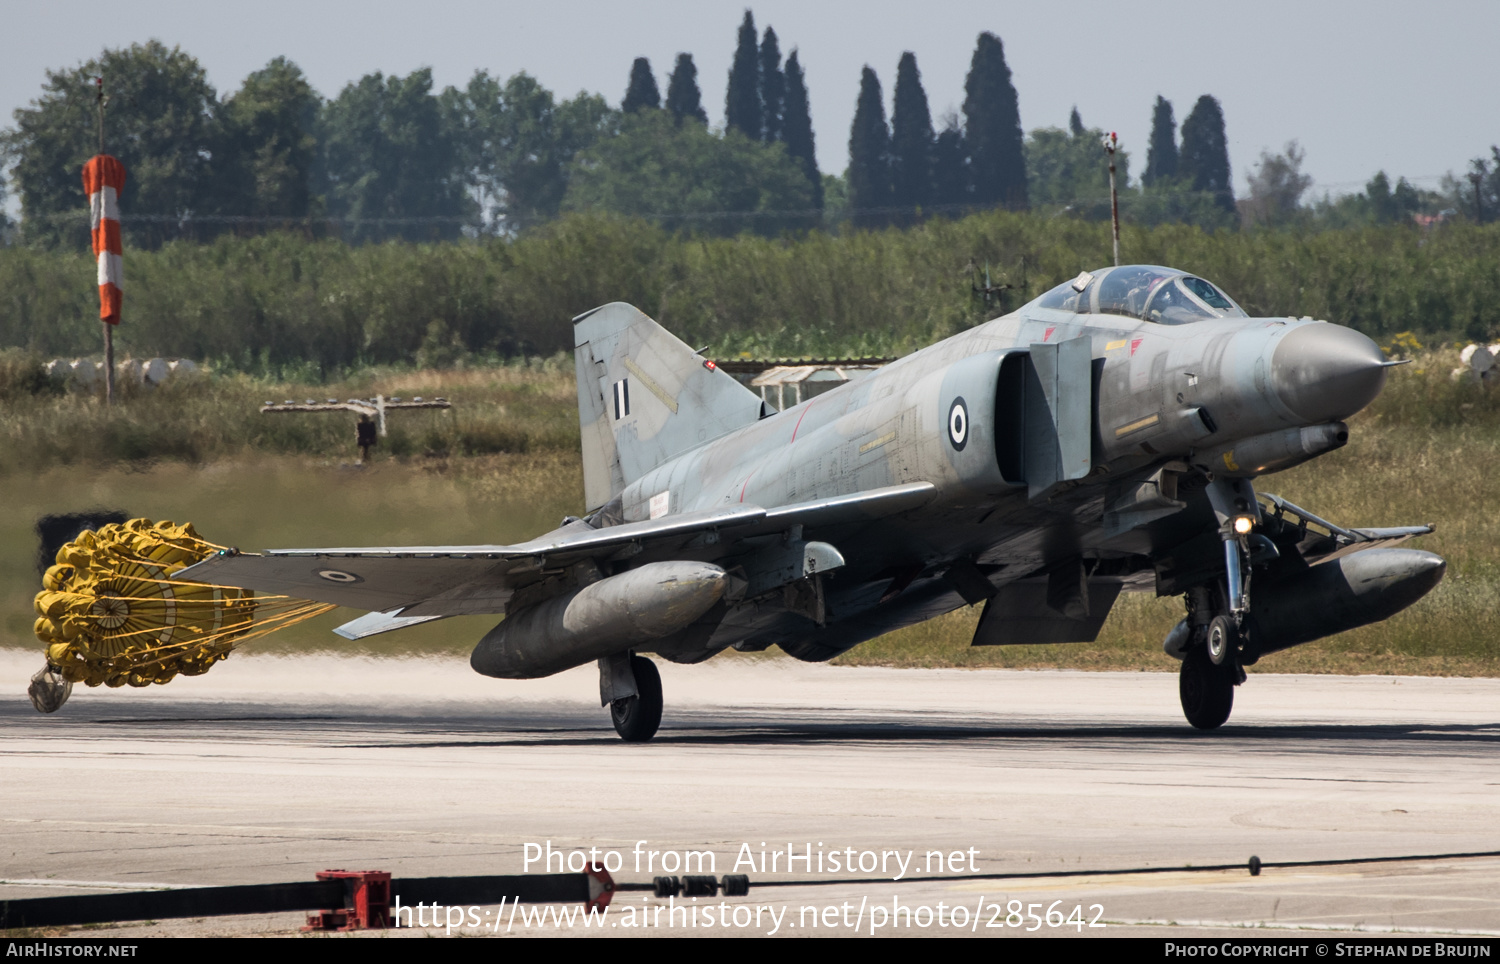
[0,353,580,468]
[3,349,1496,680]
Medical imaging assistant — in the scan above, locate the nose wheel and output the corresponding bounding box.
[609,654,663,742]
[1179,646,1235,729]
[1206,614,1239,666]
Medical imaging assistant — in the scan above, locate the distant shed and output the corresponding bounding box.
[713,358,893,412]
[748,364,883,411]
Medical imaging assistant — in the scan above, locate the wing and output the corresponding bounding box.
[176,482,937,632]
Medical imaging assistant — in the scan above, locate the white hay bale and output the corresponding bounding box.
[142,357,171,386]
[168,358,200,378]
[69,359,100,387]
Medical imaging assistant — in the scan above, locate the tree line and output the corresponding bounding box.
[2,12,1496,248]
[2,43,611,246]
[0,12,833,246]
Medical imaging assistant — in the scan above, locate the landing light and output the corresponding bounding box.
[1233,516,1255,535]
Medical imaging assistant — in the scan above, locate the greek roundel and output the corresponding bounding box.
[948,397,969,451]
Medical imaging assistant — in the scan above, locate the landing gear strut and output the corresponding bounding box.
[1178,477,1262,730]
[609,654,663,742]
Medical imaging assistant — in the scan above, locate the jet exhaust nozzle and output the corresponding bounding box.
[470,561,728,679]
[1247,548,1445,656]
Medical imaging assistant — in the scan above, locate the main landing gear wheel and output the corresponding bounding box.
[1179,646,1235,730]
[610,654,662,743]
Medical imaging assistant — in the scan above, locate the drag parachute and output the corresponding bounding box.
[30,519,333,711]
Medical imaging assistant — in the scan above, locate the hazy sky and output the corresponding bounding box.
[4,0,1496,203]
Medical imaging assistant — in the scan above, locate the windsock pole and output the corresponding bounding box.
[100,79,109,407]
[86,77,123,405]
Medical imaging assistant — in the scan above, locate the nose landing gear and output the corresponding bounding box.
[1179,477,1263,730]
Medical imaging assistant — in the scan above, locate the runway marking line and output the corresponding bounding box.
[0,878,193,891]
[1104,917,1500,938]
[1,816,528,843]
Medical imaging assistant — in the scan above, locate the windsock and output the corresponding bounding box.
[82,155,126,324]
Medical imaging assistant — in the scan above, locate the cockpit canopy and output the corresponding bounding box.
[1031,265,1248,324]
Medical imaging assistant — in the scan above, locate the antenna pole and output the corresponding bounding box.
[1104,132,1121,266]
[96,76,114,406]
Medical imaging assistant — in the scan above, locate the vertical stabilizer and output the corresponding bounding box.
[574,303,765,511]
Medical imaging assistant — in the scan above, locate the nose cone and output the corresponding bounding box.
[1271,324,1388,423]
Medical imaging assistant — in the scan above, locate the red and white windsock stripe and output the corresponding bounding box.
[83,155,126,325]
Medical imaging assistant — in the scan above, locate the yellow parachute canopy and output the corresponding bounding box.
[33,519,333,693]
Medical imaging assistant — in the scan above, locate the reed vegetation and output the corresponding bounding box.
[3,212,1498,374]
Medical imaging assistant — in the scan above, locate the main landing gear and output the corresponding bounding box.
[608,653,663,742]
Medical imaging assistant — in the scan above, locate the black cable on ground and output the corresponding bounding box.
[708,847,1500,892]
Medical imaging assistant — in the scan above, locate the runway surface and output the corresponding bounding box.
[2,650,1498,938]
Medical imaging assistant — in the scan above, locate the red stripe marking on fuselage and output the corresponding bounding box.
[745,399,816,502]
[790,403,813,442]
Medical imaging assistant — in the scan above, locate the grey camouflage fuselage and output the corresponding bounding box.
[180,264,1441,722]
[570,265,1407,664]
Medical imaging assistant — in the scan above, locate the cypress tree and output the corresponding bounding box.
[1180,94,1233,212]
[622,58,660,113]
[725,11,761,138]
[890,52,933,213]
[1069,106,1084,137]
[759,27,784,143]
[1143,95,1178,187]
[666,54,708,124]
[932,120,968,209]
[962,32,1027,209]
[782,50,822,209]
[848,65,892,226]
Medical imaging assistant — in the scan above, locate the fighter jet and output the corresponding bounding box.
[181,264,1444,740]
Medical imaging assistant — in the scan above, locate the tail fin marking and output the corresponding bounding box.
[574,303,764,511]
